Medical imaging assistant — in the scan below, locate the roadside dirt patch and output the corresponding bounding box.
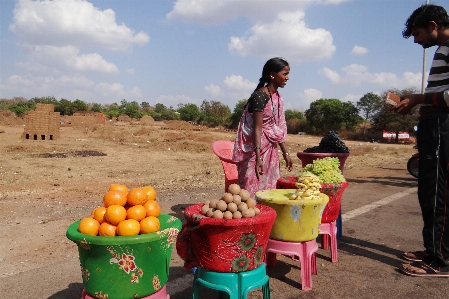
[38,150,107,158]
[0,122,416,285]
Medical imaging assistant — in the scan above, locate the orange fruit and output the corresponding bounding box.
[108,183,129,193]
[143,200,161,217]
[140,216,160,234]
[126,205,147,221]
[103,190,128,207]
[78,217,100,236]
[142,185,157,201]
[104,205,127,225]
[99,222,117,236]
[127,188,148,206]
[117,219,140,236]
[92,206,107,224]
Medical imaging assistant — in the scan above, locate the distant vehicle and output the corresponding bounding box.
[297,132,306,135]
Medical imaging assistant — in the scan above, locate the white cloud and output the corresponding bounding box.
[167,0,308,24]
[9,0,150,51]
[223,75,256,92]
[204,84,221,97]
[0,74,94,99]
[228,11,335,62]
[320,67,341,84]
[129,87,143,99]
[0,73,143,104]
[351,45,368,56]
[166,0,350,24]
[24,45,119,74]
[320,64,423,90]
[93,82,142,102]
[126,68,135,75]
[222,75,256,104]
[299,88,323,105]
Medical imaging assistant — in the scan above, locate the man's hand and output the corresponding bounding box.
[393,94,424,115]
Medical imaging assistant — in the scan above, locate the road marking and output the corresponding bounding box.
[342,187,417,222]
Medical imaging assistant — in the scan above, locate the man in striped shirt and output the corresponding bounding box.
[394,4,449,277]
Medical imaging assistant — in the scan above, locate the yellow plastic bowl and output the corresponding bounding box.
[256,189,329,242]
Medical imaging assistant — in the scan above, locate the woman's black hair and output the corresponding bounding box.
[403,4,449,38]
[254,57,289,92]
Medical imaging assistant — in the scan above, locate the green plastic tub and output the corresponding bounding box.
[66,214,181,299]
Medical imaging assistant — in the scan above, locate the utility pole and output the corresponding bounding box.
[421,0,430,94]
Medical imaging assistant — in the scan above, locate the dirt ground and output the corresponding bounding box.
[0,120,420,298]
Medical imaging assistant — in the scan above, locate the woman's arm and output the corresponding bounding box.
[279,142,293,172]
[253,111,264,179]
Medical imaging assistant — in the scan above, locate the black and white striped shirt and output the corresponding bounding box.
[420,39,449,119]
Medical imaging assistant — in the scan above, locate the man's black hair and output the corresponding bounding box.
[403,4,449,38]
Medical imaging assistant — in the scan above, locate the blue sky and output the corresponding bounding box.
[0,0,441,112]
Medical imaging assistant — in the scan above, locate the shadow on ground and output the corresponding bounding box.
[48,282,84,299]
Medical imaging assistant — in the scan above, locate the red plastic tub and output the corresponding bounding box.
[176,203,276,273]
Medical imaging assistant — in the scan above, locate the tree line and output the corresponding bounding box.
[0,88,418,141]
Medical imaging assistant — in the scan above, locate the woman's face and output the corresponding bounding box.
[271,65,290,89]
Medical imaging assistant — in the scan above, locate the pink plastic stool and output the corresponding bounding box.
[81,286,169,299]
[319,221,338,262]
[265,238,318,291]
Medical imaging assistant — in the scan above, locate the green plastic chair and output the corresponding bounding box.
[192,263,270,299]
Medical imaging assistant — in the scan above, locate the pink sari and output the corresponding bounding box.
[232,91,287,197]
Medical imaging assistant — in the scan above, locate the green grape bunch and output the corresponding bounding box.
[300,157,346,183]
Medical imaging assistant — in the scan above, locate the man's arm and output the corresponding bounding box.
[424,90,449,107]
[394,94,425,115]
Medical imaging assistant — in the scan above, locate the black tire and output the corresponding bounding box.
[407,156,419,178]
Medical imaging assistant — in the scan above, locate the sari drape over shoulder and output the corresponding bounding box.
[232,91,287,197]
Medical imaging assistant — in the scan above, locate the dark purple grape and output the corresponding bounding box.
[303,131,349,153]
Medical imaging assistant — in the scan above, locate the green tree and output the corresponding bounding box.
[341,101,362,131]
[372,88,419,141]
[56,98,74,115]
[72,99,88,113]
[152,103,178,120]
[91,103,103,112]
[305,98,360,134]
[140,101,153,113]
[177,103,200,122]
[120,99,143,119]
[356,92,383,135]
[154,103,167,114]
[284,109,304,121]
[199,100,231,127]
[229,99,247,129]
[104,103,120,119]
[3,97,35,116]
[31,96,58,105]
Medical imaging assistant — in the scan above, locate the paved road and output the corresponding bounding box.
[2,169,449,299]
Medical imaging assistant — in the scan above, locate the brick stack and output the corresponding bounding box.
[22,103,60,140]
[70,111,107,126]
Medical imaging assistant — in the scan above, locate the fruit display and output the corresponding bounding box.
[301,157,346,183]
[304,130,349,153]
[288,172,322,200]
[200,184,260,219]
[77,184,161,236]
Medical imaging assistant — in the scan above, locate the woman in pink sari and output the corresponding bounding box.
[232,57,293,197]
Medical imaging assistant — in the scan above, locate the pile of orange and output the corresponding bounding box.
[78,184,161,236]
